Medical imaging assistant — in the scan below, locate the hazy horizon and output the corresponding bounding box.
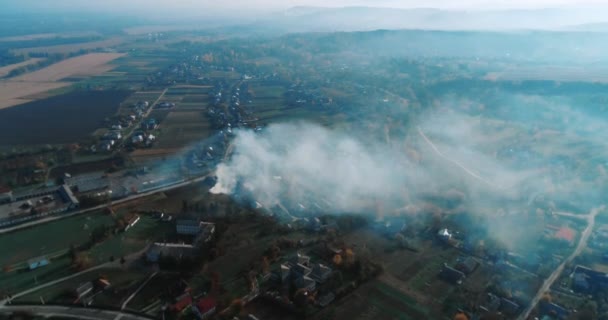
[4,0,608,16]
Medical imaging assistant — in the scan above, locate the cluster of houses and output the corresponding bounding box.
[165,281,218,320]
[90,100,154,153]
[131,129,156,147]
[263,252,335,310]
[208,81,255,132]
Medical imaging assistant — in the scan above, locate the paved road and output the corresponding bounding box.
[517,205,604,320]
[0,172,214,235]
[0,305,154,320]
[121,272,157,310]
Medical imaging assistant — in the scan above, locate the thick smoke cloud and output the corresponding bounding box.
[211,122,415,213]
[211,111,542,217]
[211,104,606,250]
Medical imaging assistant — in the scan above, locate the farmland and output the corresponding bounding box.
[0,52,125,109]
[11,53,125,82]
[0,89,132,145]
[155,110,213,148]
[11,37,126,55]
[0,58,45,77]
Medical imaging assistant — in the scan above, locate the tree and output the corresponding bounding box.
[72,252,91,271]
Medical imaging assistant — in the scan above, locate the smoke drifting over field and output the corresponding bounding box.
[211,122,413,212]
[211,111,546,215]
[210,102,608,250]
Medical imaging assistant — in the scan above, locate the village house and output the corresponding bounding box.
[0,186,14,204]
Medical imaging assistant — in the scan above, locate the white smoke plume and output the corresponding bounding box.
[209,113,542,217]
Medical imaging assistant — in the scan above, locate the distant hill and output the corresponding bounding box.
[253,6,608,33]
[566,22,608,32]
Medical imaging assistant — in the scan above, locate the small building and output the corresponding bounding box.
[194,222,215,244]
[146,243,197,263]
[176,219,202,235]
[28,256,50,270]
[291,263,312,278]
[289,253,311,266]
[0,186,14,204]
[310,264,332,283]
[192,297,217,319]
[555,227,575,245]
[142,119,158,130]
[295,275,316,292]
[438,228,452,242]
[58,184,79,209]
[455,256,478,275]
[573,272,591,293]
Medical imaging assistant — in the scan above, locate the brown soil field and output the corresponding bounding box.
[0,52,125,109]
[11,37,125,54]
[129,148,181,164]
[0,31,100,42]
[14,53,124,81]
[0,58,45,77]
[0,81,70,108]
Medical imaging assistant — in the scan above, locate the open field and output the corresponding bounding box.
[0,212,114,267]
[0,89,132,145]
[0,256,73,296]
[88,215,166,264]
[0,58,45,77]
[153,110,213,149]
[13,53,125,82]
[11,37,125,55]
[0,53,125,109]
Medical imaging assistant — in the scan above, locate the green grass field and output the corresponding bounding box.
[0,212,114,267]
[0,256,72,295]
[88,215,167,264]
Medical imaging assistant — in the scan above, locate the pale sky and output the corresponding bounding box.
[7,0,608,13]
